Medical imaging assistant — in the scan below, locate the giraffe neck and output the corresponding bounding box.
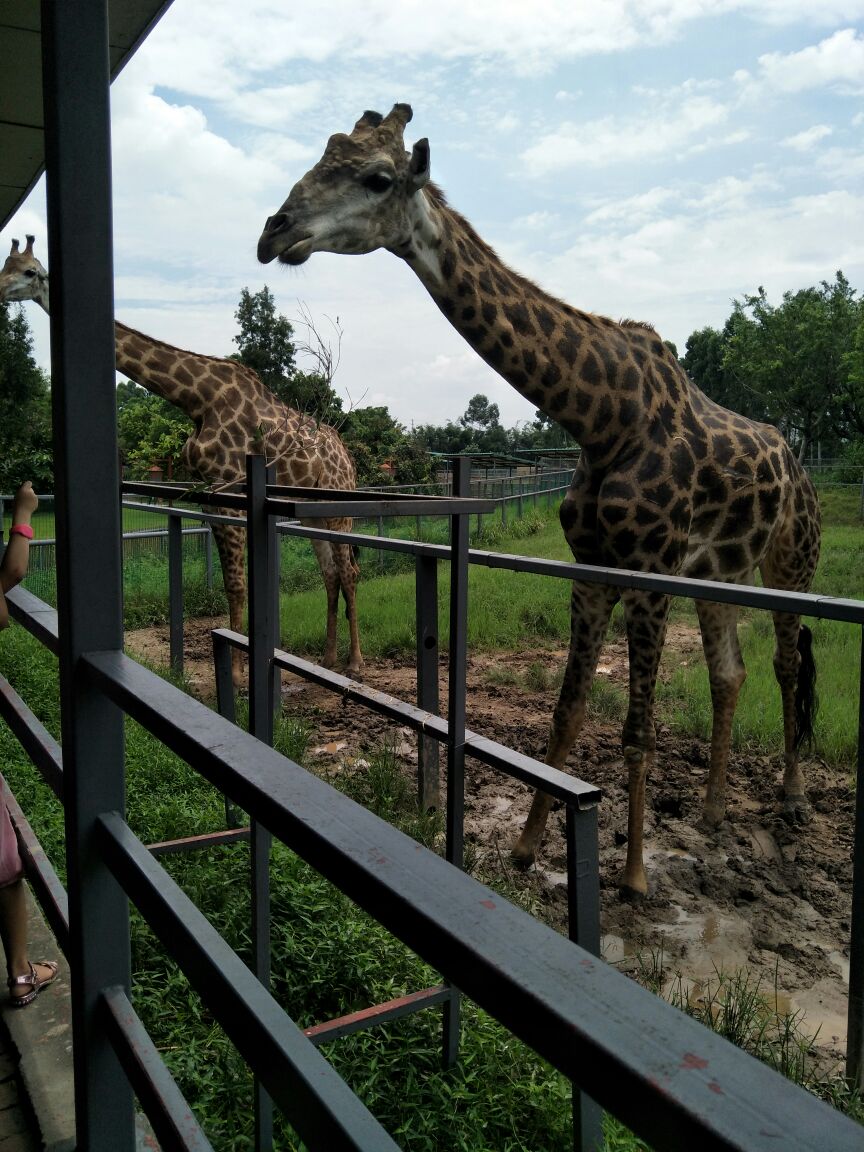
[399,186,661,462]
[114,322,259,421]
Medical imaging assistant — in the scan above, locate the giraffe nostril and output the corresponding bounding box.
[265,213,289,234]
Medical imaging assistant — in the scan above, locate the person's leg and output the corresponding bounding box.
[0,879,56,1003]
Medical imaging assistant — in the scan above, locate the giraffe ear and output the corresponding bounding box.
[408,138,430,191]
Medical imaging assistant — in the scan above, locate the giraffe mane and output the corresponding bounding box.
[425,184,642,335]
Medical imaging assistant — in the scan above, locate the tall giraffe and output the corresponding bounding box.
[257,104,821,898]
[0,236,363,679]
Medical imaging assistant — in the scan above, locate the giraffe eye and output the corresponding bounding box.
[362,172,393,194]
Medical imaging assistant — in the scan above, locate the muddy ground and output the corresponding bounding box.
[127,616,854,1074]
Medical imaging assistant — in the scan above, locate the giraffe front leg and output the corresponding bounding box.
[617,590,671,900]
[620,746,649,899]
[310,539,340,668]
[211,521,248,688]
[511,582,617,867]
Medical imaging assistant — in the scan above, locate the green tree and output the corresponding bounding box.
[232,287,343,422]
[116,382,193,479]
[722,273,858,457]
[232,285,296,393]
[0,303,53,490]
[340,406,433,486]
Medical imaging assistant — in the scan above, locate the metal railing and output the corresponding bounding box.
[4,458,864,1151]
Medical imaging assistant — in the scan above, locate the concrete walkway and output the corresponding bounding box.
[0,889,74,1152]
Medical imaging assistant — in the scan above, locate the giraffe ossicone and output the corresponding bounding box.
[258,103,820,898]
[1,237,363,683]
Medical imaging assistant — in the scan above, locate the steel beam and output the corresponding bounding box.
[41,1,133,1147]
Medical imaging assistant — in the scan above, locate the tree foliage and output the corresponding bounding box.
[0,304,53,490]
[116,381,193,478]
[232,286,343,422]
[683,271,862,459]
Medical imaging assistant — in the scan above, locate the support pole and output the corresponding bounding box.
[567,805,604,1151]
[42,1,133,1147]
[168,515,184,677]
[415,555,440,811]
[247,456,276,1150]
[442,456,470,1067]
[846,627,864,1089]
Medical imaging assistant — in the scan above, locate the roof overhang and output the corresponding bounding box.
[0,0,174,230]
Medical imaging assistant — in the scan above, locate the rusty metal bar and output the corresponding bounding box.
[101,984,214,1152]
[146,828,251,856]
[304,985,451,1047]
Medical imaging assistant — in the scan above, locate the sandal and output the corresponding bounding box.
[8,960,58,1008]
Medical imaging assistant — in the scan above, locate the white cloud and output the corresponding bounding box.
[520,96,730,174]
[782,124,833,150]
[757,28,864,93]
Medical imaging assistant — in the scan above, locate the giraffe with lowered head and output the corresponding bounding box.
[0,236,363,679]
[257,103,820,898]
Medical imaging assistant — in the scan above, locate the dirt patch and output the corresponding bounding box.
[126,616,854,1073]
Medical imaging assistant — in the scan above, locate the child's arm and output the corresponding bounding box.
[0,482,38,628]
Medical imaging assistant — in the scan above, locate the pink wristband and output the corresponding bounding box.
[9,524,34,540]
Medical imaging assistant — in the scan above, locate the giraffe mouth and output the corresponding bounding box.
[276,234,314,266]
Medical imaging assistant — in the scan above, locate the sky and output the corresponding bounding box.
[5,0,864,431]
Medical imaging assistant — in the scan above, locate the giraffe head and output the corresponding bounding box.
[257,103,430,266]
[0,235,50,313]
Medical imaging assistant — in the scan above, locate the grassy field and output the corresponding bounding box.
[0,484,861,1148]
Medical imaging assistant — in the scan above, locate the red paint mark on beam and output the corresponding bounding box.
[680,1052,709,1071]
[480,899,496,910]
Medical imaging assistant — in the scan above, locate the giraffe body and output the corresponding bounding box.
[257,105,820,896]
[1,238,363,680]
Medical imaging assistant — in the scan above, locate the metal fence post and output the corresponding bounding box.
[442,456,470,1068]
[205,523,214,589]
[247,455,276,1150]
[566,804,603,1150]
[42,1,134,1146]
[167,515,183,677]
[415,555,440,811]
[846,626,864,1089]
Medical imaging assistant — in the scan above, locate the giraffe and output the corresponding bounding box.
[1,236,363,680]
[257,104,821,898]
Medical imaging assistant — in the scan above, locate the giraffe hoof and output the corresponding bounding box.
[618,882,647,904]
[701,804,725,831]
[780,795,811,826]
[510,840,537,870]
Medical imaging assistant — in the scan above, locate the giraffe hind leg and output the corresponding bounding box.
[334,536,363,675]
[695,599,747,829]
[771,611,815,824]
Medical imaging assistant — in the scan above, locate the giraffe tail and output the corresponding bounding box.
[794,624,818,751]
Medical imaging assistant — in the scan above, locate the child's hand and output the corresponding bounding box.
[11,481,38,521]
